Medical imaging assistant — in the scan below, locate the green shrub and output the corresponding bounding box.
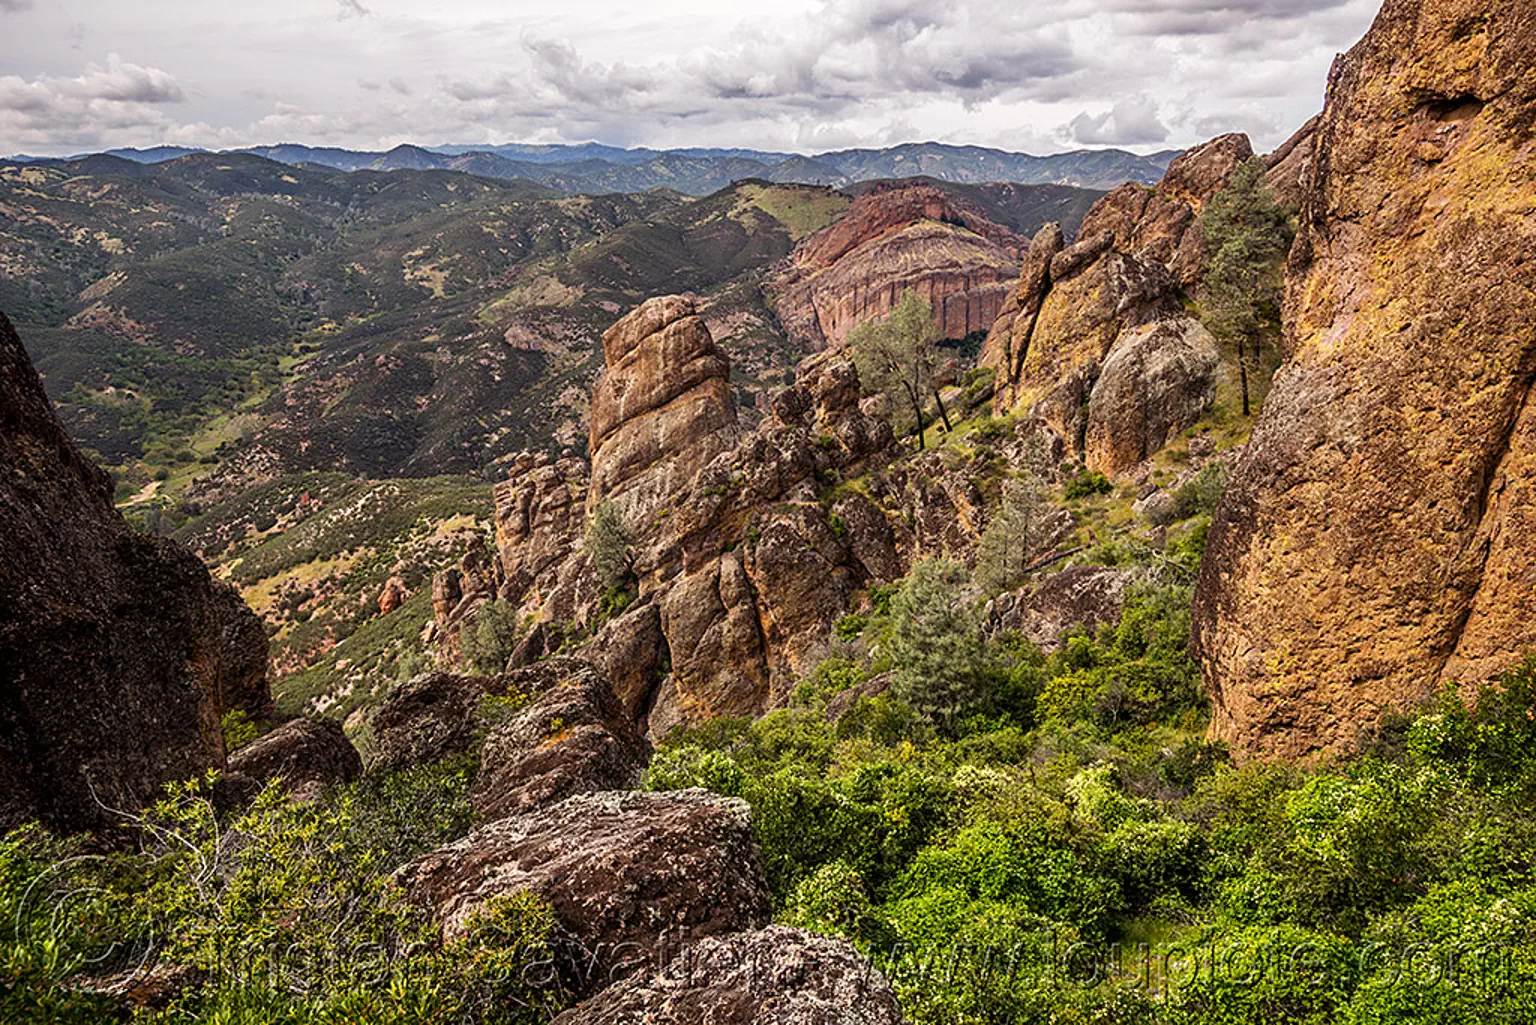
[1064,468,1113,500]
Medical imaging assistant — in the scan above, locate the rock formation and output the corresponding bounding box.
[552,926,906,1025]
[978,136,1251,476]
[434,294,1092,737]
[226,718,363,801]
[0,311,271,833]
[472,658,650,820]
[769,182,1023,350]
[589,295,742,531]
[400,788,772,995]
[1264,116,1320,211]
[1193,0,1536,760]
[980,227,1222,475]
[987,565,1133,651]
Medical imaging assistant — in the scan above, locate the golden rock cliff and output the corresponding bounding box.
[1192,0,1536,760]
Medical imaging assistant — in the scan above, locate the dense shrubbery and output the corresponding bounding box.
[649,578,1536,1024]
[0,756,562,1023]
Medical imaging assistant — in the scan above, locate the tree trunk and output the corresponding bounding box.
[1237,334,1251,417]
[933,387,953,432]
[903,383,926,451]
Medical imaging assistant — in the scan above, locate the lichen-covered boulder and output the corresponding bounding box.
[552,926,905,1025]
[227,718,363,800]
[399,789,772,995]
[471,659,649,820]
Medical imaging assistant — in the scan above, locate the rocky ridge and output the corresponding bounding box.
[768,182,1024,350]
[440,295,1091,736]
[978,136,1252,477]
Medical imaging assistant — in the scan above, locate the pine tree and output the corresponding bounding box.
[887,560,988,733]
[1201,158,1294,417]
[849,290,948,449]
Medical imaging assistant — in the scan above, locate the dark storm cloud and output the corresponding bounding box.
[337,0,369,20]
[0,0,33,12]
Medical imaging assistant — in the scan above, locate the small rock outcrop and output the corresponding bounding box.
[472,658,650,820]
[988,565,1134,651]
[367,671,505,773]
[1263,116,1320,210]
[226,718,363,800]
[552,926,906,1025]
[770,182,1023,350]
[1193,0,1536,760]
[0,311,271,833]
[400,789,772,995]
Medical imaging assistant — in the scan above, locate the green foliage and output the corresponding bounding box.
[0,767,560,1024]
[1064,467,1114,500]
[221,709,261,753]
[1202,157,1294,416]
[645,566,1536,1024]
[585,500,633,592]
[975,472,1050,595]
[850,290,944,449]
[887,561,990,732]
[461,600,522,675]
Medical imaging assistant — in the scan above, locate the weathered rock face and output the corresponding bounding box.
[472,658,650,821]
[987,565,1135,652]
[1192,0,1536,761]
[428,540,503,663]
[979,136,1247,476]
[1264,116,1320,211]
[1084,319,1222,473]
[400,789,772,995]
[552,926,906,1025]
[0,311,271,833]
[227,718,363,800]
[982,228,1222,475]
[1076,134,1254,288]
[589,295,741,526]
[469,292,1087,736]
[770,183,1023,350]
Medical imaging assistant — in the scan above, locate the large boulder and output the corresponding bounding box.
[1084,318,1223,473]
[1192,0,1536,760]
[367,671,502,773]
[471,658,650,820]
[552,926,905,1025]
[0,311,271,833]
[227,718,363,800]
[399,789,772,995]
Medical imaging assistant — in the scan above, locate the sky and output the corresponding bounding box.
[0,0,1381,158]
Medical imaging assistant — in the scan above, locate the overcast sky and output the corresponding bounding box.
[0,0,1380,158]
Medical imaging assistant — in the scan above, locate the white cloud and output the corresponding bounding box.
[1064,95,1169,146]
[0,0,1379,157]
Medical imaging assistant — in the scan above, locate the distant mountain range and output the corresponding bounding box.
[8,141,1179,195]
